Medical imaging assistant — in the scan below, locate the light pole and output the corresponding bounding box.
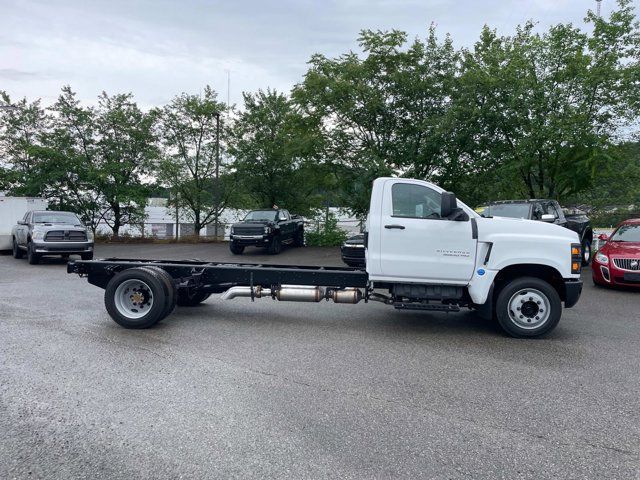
[213,112,221,240]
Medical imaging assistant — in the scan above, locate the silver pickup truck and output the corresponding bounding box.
[11,210,94,265]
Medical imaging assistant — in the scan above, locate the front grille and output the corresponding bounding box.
[342,246,365,258]
[613,258,640,271]
[44,230,87,242]
[234,227,264,236]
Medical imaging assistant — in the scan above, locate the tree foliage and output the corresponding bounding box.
[228,89,325,214]
[155,86,230,236]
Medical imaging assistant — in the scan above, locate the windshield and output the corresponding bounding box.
[32,212,81,224]
[610,224,640,242]
[243,210,277,222]
[484,203,531,219]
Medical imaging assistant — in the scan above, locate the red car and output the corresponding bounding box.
[592,218,640,288]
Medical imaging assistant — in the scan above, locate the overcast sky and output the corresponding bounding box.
[1,0,615,109]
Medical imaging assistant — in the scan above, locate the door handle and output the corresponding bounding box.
[384,224,405,230]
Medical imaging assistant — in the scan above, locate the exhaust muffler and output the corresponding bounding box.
[220,285,362,304]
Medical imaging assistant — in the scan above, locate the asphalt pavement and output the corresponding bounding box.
[1,243,639,479]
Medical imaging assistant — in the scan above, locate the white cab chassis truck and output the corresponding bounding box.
[68,178,583,338]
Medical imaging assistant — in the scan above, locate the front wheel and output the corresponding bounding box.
[229,242,244,255]
[27,242,40,265]
[12,238,23,259]
[268,236,282,255]
[495,277,561,338]
[581,239,591,266]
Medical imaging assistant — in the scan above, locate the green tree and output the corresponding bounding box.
[50,87,156,235]
[228,89,324,214]
[450,0,640,203]
[0,91,48,193]
[294,28,458,216]
[155,86,229,237]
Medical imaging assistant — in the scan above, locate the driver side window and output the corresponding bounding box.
[392,183,442,219]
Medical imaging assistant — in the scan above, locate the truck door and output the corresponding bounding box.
[278,210,292,239]
[17,212,30,245]
[378,180,477,283]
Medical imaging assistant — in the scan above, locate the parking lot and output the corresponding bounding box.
[1,243,639,479]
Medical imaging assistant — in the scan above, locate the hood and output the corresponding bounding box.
[33,223,86,232]
[600,241,640,257]
[476,215,579,243]
[232,220,273,228]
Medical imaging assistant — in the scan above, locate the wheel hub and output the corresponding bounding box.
[114,280,154,319]
[508,288,550,329]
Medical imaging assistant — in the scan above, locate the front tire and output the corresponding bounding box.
[268,236,282,255]
[104,268,168,328]
[27,241,40,265]
[495,277,561,338]
[581,239,592,266]
[229,242,244,255]
[12,238,23,259]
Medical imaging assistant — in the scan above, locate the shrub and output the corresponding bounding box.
[305,212,348,247]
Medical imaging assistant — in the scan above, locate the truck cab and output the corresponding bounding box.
[366,178,583,336]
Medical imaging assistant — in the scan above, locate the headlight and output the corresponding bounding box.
[595,252,609,264]
[264,226,271,234]
[31,230,44,241]
[87,230,94,241]
[230,227,234,235]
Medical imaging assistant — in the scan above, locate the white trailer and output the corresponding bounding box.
[0,194,48,250]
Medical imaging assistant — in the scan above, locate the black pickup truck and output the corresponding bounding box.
[478,200,593,265]
[229,209,304,255]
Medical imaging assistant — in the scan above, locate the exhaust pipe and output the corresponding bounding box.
[220,285,362,304]
[220,286,271,300]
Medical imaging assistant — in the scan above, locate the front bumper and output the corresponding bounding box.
[33,241,94,254]
[593,261,640,288]
[230,235,270,246]
[564,279,583,308]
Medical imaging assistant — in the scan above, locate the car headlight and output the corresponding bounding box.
[87,230,94,241]
[264,226,271,234]
[31,230,44,241]
[230,227,234,235]
[595,252,609,264]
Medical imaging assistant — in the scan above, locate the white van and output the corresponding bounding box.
[0,194,48,250]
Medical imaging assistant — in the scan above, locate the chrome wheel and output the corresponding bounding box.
[507,288,551,330]
[114,279,154,319]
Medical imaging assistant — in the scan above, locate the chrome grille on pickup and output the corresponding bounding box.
[45,230,88,242]
[613,258,640,271]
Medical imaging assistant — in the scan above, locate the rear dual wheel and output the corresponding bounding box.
[104,267,176,328]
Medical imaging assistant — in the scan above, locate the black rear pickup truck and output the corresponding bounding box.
[229,209,304,255]
[478,200,593,265]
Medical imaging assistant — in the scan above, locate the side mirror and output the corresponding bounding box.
[598,233,609,241]
[441,192,469,221]
[541,214,555,223]
[441,192,456,218]
[17,220,26,225]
